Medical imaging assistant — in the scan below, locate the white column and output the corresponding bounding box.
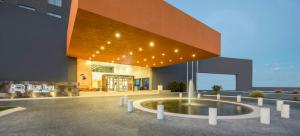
[123,95,128,104]
[187,62,189,92]
[157,105,164,120]
[258,97,263,106]
[197,93,201,99]
[237,95,241,103]
[127,100,133,112]
[119,96,124,106]
[192,61,193,81]
[276,100,284,111]
[209,108,217,125]
[217,94,220,100]
[179,93,183,98]
[281,104,290,118]
[260,107,270,125]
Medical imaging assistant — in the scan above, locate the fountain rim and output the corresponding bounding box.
[133,97,260,120]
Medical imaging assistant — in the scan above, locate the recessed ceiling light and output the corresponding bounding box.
[179,57,183,60]
[107,41,111,44]
[143,58,147,62]
[192,54,196,57]
[160,61,164,64]
[122,55,126,58]
[115,33,120,38]
[153,63,156,66]
[145,65,148,67]
[161,53,165,56]
[151,56,155,59]
[137,61,140,63]
[89,57,92,60]
[117,57,120,61]
[138,48,143,51]
[169,59,172,62]
[129,52,133,55]
[112,60,114,63]
[149,42,155,47]
[92,54,95,57]
[100,46,105,50]
[96,51,99,54]
[174,49,179,53]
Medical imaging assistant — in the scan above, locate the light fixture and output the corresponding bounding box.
[174,49,179,53]
[122,55,126,58]
[129,52,133,55]
[137,61,140,64]
[151,56,155,59]
[115,32,120,38]
[160,61,164,64]
[143,58,147,62]
[145,65,149,67]
[117,57,120,61]
[169,59,172,62]
[107,41,111,44]
[179,57,183,60]
[89,57,92,60]
[100,46,105,50]
[161,53,165,56]
[153,63,156,66]
[96,51,99,54]
[138,48,143,51]
[149,42,155,47]
[192,54,196,58]
[112,60,115,63]
[92,54,95,57]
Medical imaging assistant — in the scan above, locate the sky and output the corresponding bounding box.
[166,0,300,87]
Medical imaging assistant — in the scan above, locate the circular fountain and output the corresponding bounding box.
[133,80,260,119]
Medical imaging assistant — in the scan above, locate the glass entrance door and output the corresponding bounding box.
[102,75,133,91]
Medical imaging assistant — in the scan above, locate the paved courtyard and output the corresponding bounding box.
[1,94,300,136]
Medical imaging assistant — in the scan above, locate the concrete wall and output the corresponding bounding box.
[0,2,76,82]
[152,57,252,91]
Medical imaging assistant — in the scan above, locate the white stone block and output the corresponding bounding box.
[158,85,163,91]
[119,96,124,106]
[179,93,182,98]
[258,97,263,106]
[127,100,133,112]
[157,105,164,120]
[276,100,284,111]
[217,94,220,100]
[209,108,217,125]
[281,104,290,118]
[197,93,201,99]
[260,107,270,125]
[237,95,241,103]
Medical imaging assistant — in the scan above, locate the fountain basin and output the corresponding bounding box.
[133,98,260,119]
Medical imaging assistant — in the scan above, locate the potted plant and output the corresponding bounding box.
[211,85,222,95]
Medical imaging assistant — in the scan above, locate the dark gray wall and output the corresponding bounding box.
[0,2,76,82]
[152,57,253,91]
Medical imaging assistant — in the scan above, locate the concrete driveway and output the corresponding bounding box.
[1,95,300,136]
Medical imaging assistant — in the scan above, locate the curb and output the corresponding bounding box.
[0,107,26,118]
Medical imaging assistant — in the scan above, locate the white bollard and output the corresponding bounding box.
[179,93,182,98]
[217,94,220,100]
[237,95,241,103]
[157,105,164,120]
[209,108,217,125]
[197,93,201,99]
[127,100,134,112]
[281,104,290,118]
[119,96,124,106]
[276,100,284,111]
[258,97,263,106]
[260,107,270,125]
[123,95,128,104]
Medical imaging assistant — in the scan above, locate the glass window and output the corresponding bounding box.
[48,0,62,7]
